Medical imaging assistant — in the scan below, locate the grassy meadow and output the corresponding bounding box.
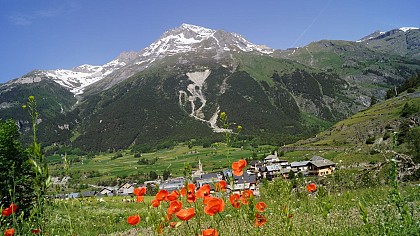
[38,171,419,236]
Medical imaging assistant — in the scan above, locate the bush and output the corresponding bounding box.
[0,119,36,217]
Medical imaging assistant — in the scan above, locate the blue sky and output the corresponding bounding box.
[0,0,419,83]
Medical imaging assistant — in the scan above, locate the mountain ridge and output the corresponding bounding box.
[1,24,419,152]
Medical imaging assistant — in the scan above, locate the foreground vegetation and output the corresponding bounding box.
[4,165,419,235]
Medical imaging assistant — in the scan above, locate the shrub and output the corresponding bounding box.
[0,120,36,218]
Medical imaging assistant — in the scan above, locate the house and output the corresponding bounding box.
[232,172,257,192]
[291,161,310,175]
[264,153,280,164]
[160,177,186,192]
[307,156,335,176]
[194,173,222,189]
[118,183,134,195]
[97,187,116,197]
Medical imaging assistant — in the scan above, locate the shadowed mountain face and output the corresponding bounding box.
[1,24,419,151]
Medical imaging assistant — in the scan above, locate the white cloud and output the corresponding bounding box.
[9,14,32,26]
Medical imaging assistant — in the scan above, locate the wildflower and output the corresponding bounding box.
[220,111,226,120]
[175,208,196,221]
[136,196,144,203]
[167,200,182,215]
[240,189,254,205]
[202,228,219,236]
[166,190,180,201]
[306,183,317,193]
[181,183,196,196]
[288,213,293,219]
[256,202,266,212]
[232,159,247,176]
[215,180,227,192]
[151,199,160,207]
[2,203,18,217]
[186,193,197,203]
[156,190,169,201]
[196,184,211,198]
[3,229,14,236]
[127,214,140,226]
[229,193,241,208]
[31,229,41,234]
[4,228,14,236]
[254,214,267,227]
[204,197,225,216]
[134,187,147,196]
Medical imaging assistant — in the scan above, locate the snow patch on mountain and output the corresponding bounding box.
[399,27,419,32]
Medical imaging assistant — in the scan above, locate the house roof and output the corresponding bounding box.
[310,156,325,161]
[291,161,310,167]
[81,191,96,197]
[201,173,219,180]
[310,159,335,168]
[235,172,257,184]
[264,154,278,160]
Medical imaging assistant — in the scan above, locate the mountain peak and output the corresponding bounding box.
[140,23,273,59]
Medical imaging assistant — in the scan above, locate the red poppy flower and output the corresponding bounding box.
[167,200,182,215]
[4,228,14,236]
[156,190,169,201]
[181,183,196,196]
[215,180,227,192]
[229,193,241,208]
[240,190,254,205]
[175,208,196,221]
[127,214,140,226]
[196,184,211,198]
[256,201,266,212]
[254,214,267,227]
[306,183,317,193]
[31,229,41,234]
[136,196,144,203]
[232,159,247,176]
[151,199,160,207]
[204,197,225,216]
[166,190,180,201]
[133,187,146,196]
[186,193,196,203]
[202,228,219,236]
[2,203,18,217]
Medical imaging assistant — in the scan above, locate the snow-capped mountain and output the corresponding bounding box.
[141,23,273,58]
[7,51,137,95]
[6,24,273,95]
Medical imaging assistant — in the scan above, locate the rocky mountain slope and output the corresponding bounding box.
[0,24,419,151]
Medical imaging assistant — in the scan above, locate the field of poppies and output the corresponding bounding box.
[2,158,419,236]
